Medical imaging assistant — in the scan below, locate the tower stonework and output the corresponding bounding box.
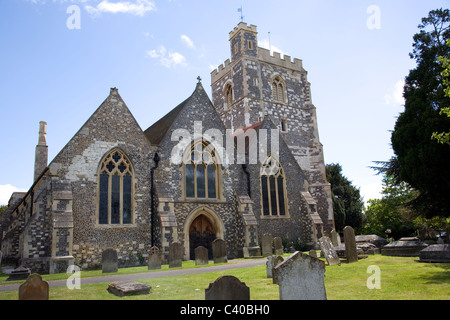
[34,121,48,182]
[211,22,334,232]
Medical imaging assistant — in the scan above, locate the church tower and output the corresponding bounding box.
[211,22,335,232]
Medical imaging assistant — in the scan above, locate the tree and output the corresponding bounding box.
[433,38,450,144]
[325,163,364,232]
[362,175,418,239]
[389,8,450,218]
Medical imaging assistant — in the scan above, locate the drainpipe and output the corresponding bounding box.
[150,152,160,247]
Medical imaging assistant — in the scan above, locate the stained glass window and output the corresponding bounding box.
[98,149,134,225]
[260,156,288,217]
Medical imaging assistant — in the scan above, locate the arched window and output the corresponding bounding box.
[98,149,134,225]
[272,76,285,103]
[260,155,287,217]
[184,140,219,199]
[224,83,233,110]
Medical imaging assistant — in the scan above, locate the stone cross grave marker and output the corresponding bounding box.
[343,226,358,263]
[319,236,341,266]
[169,242,183,268]
[261,234,273,256]
[19,274,49,300]
[212,239,227,264]
[205,275,250,300]
[102,248,118,273]
[148,246,162,270]
[273,237,283,255]
[195,246,209,266]
[273,251,327,300]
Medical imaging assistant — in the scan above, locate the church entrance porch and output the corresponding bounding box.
[189,215,216,260]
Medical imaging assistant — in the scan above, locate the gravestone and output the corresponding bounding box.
[343,226,358,263]
[18,274,49,300]
[169,242,183,268]
[319,236,340,266]
[195,246,209,266]
[261,234,273,256]
[273,237,283,255]
[7,266,31,281]
[331,229,341,247]
[418,244,450,263]
[266,255,284,279]
[102,248,118,273]
[107,281,151,297]
[212,239,227,264]
[309,249,317,258]
[148,246,162,270]
[274,251,326,300]
[205,275,250,300]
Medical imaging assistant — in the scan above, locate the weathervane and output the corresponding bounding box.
[237,6,244,22]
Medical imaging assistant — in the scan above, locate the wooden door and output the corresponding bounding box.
[189,215,216,260]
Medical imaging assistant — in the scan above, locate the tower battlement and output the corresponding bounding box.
[229,22,257,40]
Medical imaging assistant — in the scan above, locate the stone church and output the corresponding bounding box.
[1,23,334,273]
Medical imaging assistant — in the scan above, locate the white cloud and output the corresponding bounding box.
[359,183,382,205]
[180,35,195,49]
[0,185,27,206]
[258,38,285,58]
[85,0,156,16]
[146,45,187,68]
[384,80,405,106]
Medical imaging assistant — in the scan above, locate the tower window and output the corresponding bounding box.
[98,149,134,225]
[248,40,253,50]
[281,119,287,132]
[272,77,286,103]
[224,83,233,110]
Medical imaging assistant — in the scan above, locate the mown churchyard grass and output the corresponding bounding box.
[0,254,449,300]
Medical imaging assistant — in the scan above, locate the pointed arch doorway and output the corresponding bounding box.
[184,207,225,261]
[189,215,216,260]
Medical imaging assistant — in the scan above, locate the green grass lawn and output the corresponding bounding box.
[0,254,449,300]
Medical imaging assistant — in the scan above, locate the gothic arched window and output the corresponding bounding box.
[260,155,287,217]
[184,140,219,199]
[272,76,286,103]
[224,83,233,110]
[98,149,134,225]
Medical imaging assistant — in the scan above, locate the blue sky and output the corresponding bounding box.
[0,0,448,205]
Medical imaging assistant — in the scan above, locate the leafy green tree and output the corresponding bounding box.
[362,175,418,239]
[325,163,364,232]
[433,38,450,144]
[386,8,450,218]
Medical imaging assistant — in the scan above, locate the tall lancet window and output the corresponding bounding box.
[184,140,219,199]
[224,83,233,111]
[260,155,287,217]
[98,149,134,225]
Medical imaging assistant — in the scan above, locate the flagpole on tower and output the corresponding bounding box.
[238,6,244,22]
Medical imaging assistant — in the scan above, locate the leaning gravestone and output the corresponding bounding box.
[107,281,151,297]
[343,226,358,263]
[273,251,326,300]
[169,242,183,268]
[19,274,49,300]
[212,239,227,264]
[205,275,250,300]
[148,246,162,270]
[273,237,283,255]
[195,246,209,266]
[319,236,341,266]
[102,248,118,273]
[261,234,273,256]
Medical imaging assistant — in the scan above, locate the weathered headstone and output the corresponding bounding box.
[195,246,209,266]
[266,255,284,279]
[273,237,283,255]
[331,229,341,247]
[261,234,273,256]
[102,248,118,273]
[212,239,227,264]
[205,275,250,300]
[309,249,317,258]
[107,281,151,297]
[148,246,162,270]
[18,274,49,300]
[169,242,183,268]
[7,266,31,281]
[319,236,340,266]
[343,226,358,263]
[273,251,327,300]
